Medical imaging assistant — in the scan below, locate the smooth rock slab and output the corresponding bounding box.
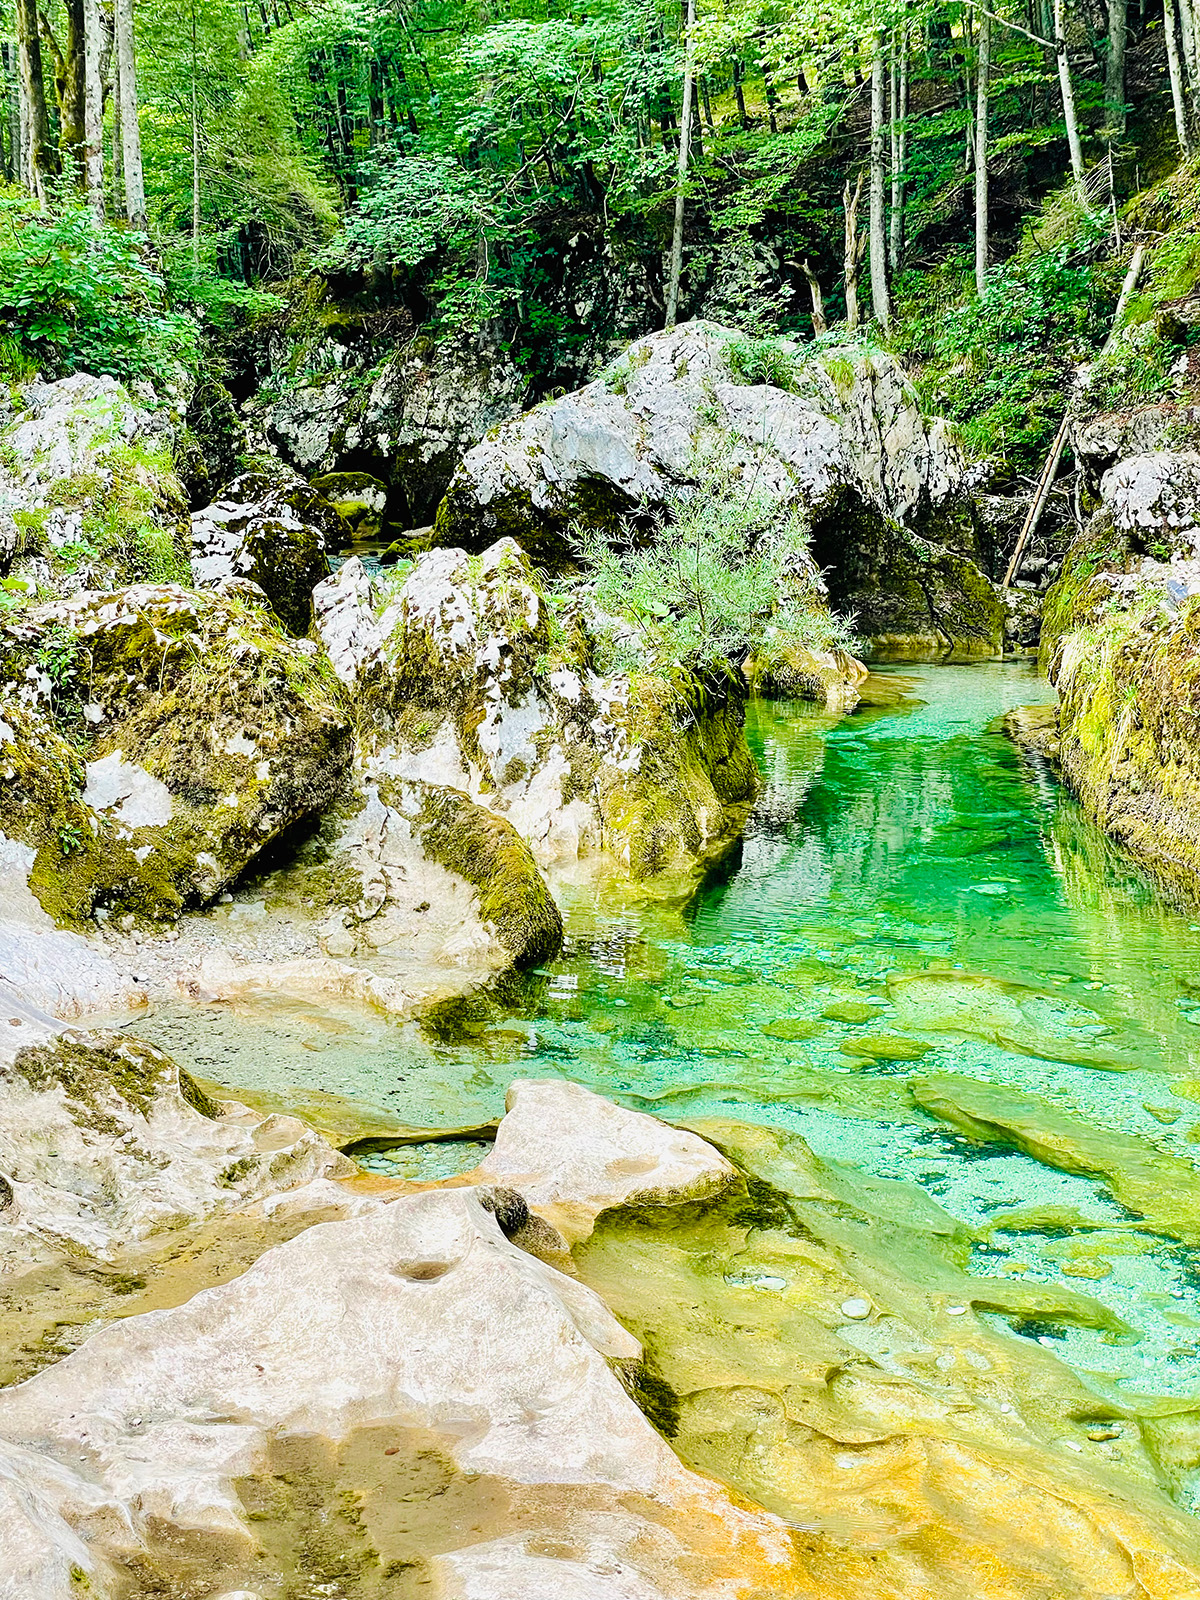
[479,1078,737,1242]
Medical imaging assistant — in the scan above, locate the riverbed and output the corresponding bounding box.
[128,662,1200,1435]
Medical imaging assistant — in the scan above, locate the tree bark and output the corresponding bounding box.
[15,0,58,197]
[843,171,866,333]
[1054,0,1086,179]
[869,36,891,329]
[1165,0,1193,151]
[799,260,827,336]
[889,25,908,276]
[1105,0,1126,132]
[665,0,695,331]
[83,0,104,217]
[975,9,990,295]
[114,0,145,227]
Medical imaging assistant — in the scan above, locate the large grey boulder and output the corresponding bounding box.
[0,1186,792,1599]
[314,539,759,882]
[434,321,1004,657]
[1072,402,1200,496]
[261,335,528,527]
[190,466,345,634]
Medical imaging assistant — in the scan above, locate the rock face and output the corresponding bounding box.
[1040,446,1200,896]
[190,466,345,633]
[260,334,529,529]
[0,374,189,590]
[0,1186,795,1599]
[434,321,1003,658]
[0,583,352,923]
[315,540,758,881]
[1072,402,1200,497]
[480,1079,737,1242]
[0,1001,348,1273]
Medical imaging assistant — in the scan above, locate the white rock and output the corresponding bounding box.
[479,1079,737,1241]
[82,751,174,828]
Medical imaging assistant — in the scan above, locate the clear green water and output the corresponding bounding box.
[132,663,1200,1400]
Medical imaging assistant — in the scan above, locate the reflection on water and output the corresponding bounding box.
[131,663,1200,1401]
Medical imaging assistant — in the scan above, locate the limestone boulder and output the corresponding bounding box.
[480,1079,737,1242]
[190,466,346,634]
[0,584,352,923]
[315,540,758,882]
[1099,449,1200,551]
[260,334,528,528]
[0,373,189,591]
[1072,401,1200,495]
[0,1001,348,1273]
[434,321,1003,657]
[0,1187,794,1599]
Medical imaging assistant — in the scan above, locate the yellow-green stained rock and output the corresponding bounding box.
[889,969,1135,1068]
[841,1034,932,1061]
[821,1001,881,1024]
[761,1018,826,1041]
[573,1116,1199,1599]
[911,1073,1200,1244]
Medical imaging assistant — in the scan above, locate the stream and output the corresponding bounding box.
[127,662,1200,1421]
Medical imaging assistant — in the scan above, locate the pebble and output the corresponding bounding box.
[946,1304,968,1316]
[840,1297,872,1320]
[1087,1426,1121,1441]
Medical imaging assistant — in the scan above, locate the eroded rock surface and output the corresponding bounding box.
[435,321,1003,657]
[0,1187,795,1599]
[190,466,345,634]
[316,539,758,881]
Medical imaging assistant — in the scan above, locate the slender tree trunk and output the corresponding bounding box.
[889,24,908,276]
[83,0,104,216]
[190,0,200,263]
[843,171,866,333]
[1054,0,1086,179]
[115,0,145,226]
[799,259,827,335]
[665,0,696,331]
[59,0,87,173]
[975,9,990,295]
[732,57,748,126]
[1105,0,1126,132]
[15,0,58,198]
[869,36,891,329]
[1165,0,1193,151]
[1180,0,1199,89]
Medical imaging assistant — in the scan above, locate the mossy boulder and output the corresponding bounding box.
[1040,448,1200,897]
[310,470,389,535]
[0,584,353,924]
[745,639,867,708]
[0,373,190,591]
[315,539,758,883]
[190,465,346,634]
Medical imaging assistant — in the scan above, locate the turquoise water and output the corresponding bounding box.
[134,663,1200,1400]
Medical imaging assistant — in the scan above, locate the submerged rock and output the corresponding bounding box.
[434,321,1003,658]
[479,1078,737,1241]
[0,584,352,924]
[315,539,758,882]
[190,466,345,634]
[0,1187,795,1599]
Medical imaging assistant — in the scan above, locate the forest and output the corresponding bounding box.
[0,0,1196,480]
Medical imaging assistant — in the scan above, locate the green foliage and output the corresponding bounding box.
[559,454,855,675]
[0,197,195,386]
[726,336,803,391]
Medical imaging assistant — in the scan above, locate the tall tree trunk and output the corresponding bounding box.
[1165,0,1193,150]
[889,24,908,276]
[15,0,58,198]
[1053,0,1086,178]
[1105,0,1127,132]
[843,171,866,333]
[115,0,145,227]
[869,36,891,329]
[55,0,87,173]
[1180,0,1199,89]
[665,0,696,331]
[975,9,990,295]
[83,0,104,216]
[732,57,748,126]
